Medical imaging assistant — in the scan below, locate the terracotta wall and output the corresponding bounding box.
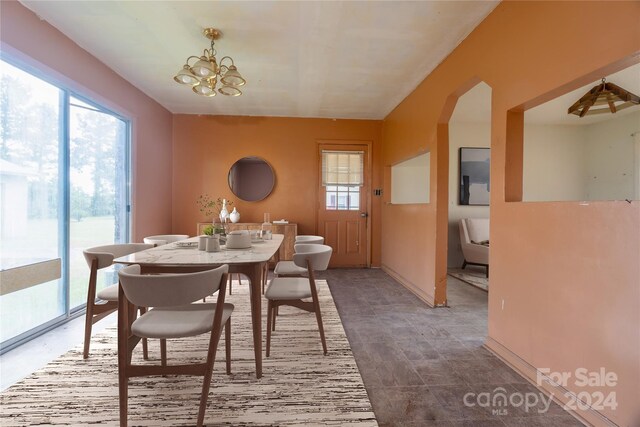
[383,1,639,426]
[171,115,383,266]
[0,1,173,241]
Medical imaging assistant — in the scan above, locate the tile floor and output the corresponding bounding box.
[1,268,584,426]
[321,268,584,427]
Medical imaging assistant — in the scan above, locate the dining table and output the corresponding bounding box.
[113,234,284,379]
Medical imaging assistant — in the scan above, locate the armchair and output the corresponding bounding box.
[459,218,489,277]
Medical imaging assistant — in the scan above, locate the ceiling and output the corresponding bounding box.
[451,63,640,125]
[20,1,498,120]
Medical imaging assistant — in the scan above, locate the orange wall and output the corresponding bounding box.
[383,1,639,426]
[0,1,174,241]
[171,115,383,266]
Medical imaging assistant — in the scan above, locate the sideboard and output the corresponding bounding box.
[196,222,297,263]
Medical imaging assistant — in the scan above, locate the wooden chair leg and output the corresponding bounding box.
[84,260,99,359]
[83,303,94,359]
[117,287,129,427]
[139,307,149,360]
[160,339,167,366]
[272,305,277,331]
[118,358,128,427]
[225,319,231,375]
[228,274,233,295]
[196,325,223,427]
[314,301,328,355]
[308,268,327,356]
[266,300,273,357]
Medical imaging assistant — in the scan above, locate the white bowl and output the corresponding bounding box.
[226,232,251,249]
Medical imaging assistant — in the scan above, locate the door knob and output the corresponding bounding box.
[360,212,368,218]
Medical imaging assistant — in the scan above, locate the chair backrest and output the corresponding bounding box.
[118,264,229,308]
[83,243,153,270]
[292,244,332,271]
[295,235,324,245]
[459,220,471,245]
[143,234,190,246]
[460,218,489,244]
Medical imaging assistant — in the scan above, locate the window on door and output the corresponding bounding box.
[0,58,131,352]
[322,150,363,211]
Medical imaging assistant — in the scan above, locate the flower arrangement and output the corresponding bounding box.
[197,194,233,222]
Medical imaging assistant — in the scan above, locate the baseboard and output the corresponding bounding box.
[381,264,435,307]
[484,337,619,427]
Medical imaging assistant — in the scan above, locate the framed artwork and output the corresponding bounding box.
[459,147,490,205]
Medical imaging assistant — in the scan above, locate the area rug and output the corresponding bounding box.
[448,268,489,291]
[0,280,377,426]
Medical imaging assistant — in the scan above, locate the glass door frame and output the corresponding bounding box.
[0,55,132,353]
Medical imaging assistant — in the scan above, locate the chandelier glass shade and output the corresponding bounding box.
[174,28,245,97]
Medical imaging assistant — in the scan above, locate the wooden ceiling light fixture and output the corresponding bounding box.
[568,78,640,117]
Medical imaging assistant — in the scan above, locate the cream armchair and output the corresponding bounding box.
[459,218,489,277]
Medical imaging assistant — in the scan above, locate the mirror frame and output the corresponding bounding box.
[227,156,276,202]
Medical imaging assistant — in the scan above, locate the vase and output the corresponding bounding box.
[261,212,272,240]
[219,198,229,223]
[229,207,240,223]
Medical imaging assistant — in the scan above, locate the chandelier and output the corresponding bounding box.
[174,28,246,97]
[568,77,639,117]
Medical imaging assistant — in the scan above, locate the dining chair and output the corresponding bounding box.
[143,234,189,246]
[273,235,324,277]
[295,235,325,244]
[265,244,332,356]
[82,243,153,359]
[117,264,232,427]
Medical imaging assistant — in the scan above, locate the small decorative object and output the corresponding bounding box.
[261,212,272,240]
[202,225,214,236]
[226,230,251,249]
[213,223,226,236]
[205,235,221,252]
[219,198,229,223]
[198,235,208,251]
[229,207,240,223]
[250,230,262,242]
[197,194,233,223]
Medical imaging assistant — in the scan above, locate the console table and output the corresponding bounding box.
[196,222,297,262]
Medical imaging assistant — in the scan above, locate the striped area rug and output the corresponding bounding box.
[1,280,377,426]
[448,269,488,291]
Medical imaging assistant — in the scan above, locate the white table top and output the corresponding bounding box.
[114,234,283,267]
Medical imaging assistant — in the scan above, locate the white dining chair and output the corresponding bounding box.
[117,264,232,427]
[273,236,325,277]
[265,244,332,356]
[82,243,153,359]
[143,234,189,246]
[295,235,325,244]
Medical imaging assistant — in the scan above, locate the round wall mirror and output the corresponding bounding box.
[228,156,275,202]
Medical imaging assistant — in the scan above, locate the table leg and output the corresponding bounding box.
[247,262,264,378]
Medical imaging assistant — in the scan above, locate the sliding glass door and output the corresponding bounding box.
[0,59,130,351]
[69,97,129,309]
[0,61,65,343]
